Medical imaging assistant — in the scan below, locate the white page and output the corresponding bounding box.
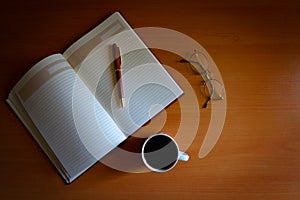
[7,91,70,182]
[63,12,184,136]
[12,54,126,182]
[78,43,183,136]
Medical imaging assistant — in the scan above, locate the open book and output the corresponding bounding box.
[6,12,183,183]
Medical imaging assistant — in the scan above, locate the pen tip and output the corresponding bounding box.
[121,98,125,108]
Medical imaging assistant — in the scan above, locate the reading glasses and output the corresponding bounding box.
[180,50,224,108]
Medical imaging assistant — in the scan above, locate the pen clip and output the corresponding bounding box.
[113,43,121,70]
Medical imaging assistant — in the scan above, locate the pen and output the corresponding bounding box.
[112,43,125,107]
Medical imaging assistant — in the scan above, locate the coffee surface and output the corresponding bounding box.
[143,135,178,170]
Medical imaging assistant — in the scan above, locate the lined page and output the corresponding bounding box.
[7,91,70,182]
[11,54,126,182]
[80,46,183,136]
[63,12,184,136]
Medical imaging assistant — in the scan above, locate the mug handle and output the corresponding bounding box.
[179,151,189,161]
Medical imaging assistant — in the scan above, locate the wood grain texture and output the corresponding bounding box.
[0,0,300,199]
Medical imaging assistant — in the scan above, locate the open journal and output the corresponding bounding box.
[6,12,183,183]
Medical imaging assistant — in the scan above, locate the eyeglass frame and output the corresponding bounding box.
[180,50,224,107]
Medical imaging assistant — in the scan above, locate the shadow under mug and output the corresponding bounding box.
[141,133,189,172]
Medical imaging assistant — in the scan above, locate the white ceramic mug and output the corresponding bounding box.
[141,133,189,172]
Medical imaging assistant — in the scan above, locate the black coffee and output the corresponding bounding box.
[143,135,178,170]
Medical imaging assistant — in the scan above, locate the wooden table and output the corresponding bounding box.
[1,0,300,199]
